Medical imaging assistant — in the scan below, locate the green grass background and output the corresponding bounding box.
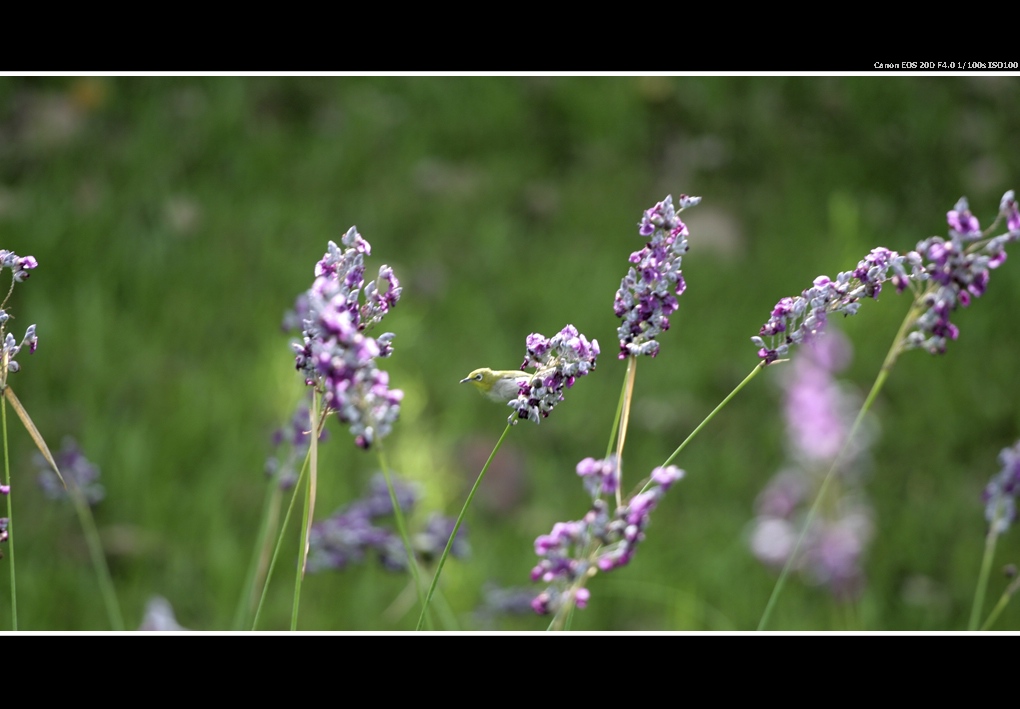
[0,75,1018,630]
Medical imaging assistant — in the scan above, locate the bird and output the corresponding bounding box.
[460,368,542,403]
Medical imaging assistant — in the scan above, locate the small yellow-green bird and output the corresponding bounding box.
[460,368,539,403]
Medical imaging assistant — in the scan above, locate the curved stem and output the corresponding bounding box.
[627,362,766,501]
[604,362,628,462]
[233,471,283,630]
[416,421,513,631]
[67,484,124,630]
[757,306,918,631]
[613,356,638,508]
[551,362,769,628]
[970,499,1002,630]
[979,572,1020,631]
[252,450,309,630]
[290,390,320,631]
[377,444,428,626]
[1,396,14,630]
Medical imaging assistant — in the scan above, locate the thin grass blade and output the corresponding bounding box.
[4,385,65,488]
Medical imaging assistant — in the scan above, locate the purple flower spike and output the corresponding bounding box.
[290,227,403,449]
[756,193,1019,362]
[507,324,598,425]
[529,460,683,616]
[615,194,699,359]
[983,440,1020,534]
[903,192,1020,355]
[752,248,919,364]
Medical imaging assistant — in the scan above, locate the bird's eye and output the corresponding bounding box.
[474,374,483,381]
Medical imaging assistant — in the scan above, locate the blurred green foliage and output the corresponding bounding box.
[0,75,1018,630]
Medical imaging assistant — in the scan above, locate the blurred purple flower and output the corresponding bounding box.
[35,437,104,506]
[413,513,470,563]
[983,440,1020,534]
[749,330,874,601]
[264,399,329,490]
[475,584,539,624]
[308,474,468,574]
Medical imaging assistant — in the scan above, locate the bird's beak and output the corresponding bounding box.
[459,377,471,383]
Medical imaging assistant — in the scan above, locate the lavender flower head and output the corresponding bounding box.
[530,460,683,615]
[0,250,40,379]
[508,324,599,425]
[290,227,403,449]
[35,437,104,506]
[901,192,1020,355]
[752,248,920,365]
[983,440,1020,534]
[614,194,700,359]
[753,192,1020,363]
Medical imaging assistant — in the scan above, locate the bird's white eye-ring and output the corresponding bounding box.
[474,373,483,381]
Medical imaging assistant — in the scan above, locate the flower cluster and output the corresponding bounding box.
[35,437,104,506]
[902,192,1020,355]
[308,474,468,573]
[264,400,329,490]
[752,248,919,364]
[508,324,599,425]
[0,250,38,283]
[290,226,403,449]
[983,440,1020,534]
[530,461,683,615]
[575,456,619,498]
[749,330,874,600]
[413,513,471,563]
[614,194,700,359]
[0,250,40,379]
[753,192,1020,364]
